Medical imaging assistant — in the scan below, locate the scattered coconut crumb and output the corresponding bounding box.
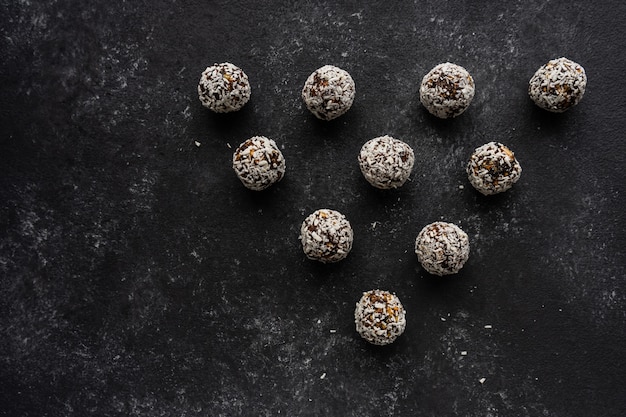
[440,317,447,321]
[484,325,493,329]
[320,373,326,379]
[329,329,337,334]
[479,378,486,384]
[194,141,201,147]
[461,351,468,356]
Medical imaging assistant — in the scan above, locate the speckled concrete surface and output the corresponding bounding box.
[1,0,625,416]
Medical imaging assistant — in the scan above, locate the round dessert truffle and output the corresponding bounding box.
[419,62,475,118]
[415,222,470,276]
[232,136,285,191]
[301,65,356,120]
[299,209,353,263]
[358,135,415,189]
[528,57,587,113]
[354,289,407,346]
[198,62,251,113]
[466,142,522,195]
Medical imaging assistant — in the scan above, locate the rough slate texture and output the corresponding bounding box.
[1,0,625,416]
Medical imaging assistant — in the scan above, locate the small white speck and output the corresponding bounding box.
[320,373,326,379]
[558,308,562,312]
[194,141,201,147]
[341,52,348,58]
[479,378,486,384]
[484,325,493,329]
[316,319,321,324]
[371,221,378,229]
[308,398,312,402]
[329,329,337,333]
[113,355,120,360]
[440,317,447,321]
[227,143,232,149]
[461,351,467,356]
[459,185,464,189]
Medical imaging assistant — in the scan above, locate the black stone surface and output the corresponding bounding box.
[1,1,625,416]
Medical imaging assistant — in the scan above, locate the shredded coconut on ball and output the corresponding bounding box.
[466,142,522,195]
[528,57,587,113]
[358,135,415,189]
[355,289,407,345]
[198,62,251,113]
[299,209,353,263]
[232,136,285,191]
[420,62,475,118]
[415,222,470,276]
[301,65,356,120]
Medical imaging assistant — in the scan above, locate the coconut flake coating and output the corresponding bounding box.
[299,209,353,263]
[419,62,475,118]
[301,65,356,120]
[232,136,285,191]
[415,222,470,276]
[528,57,587,113]
[358,136,415,189]
[467,142,522,195]
[198,62,251,113]
[355,289,407,345]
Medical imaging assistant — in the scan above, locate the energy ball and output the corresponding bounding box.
[232,136,285,191]
[354,289,407,346]
[301,65,356,120]
[299,209,353,263]
[198,62,251,113]
[467,142,522,195]
[420,62,475,118]
[358,135,415,189]
[528,57,587,113]
[415,222,470,276]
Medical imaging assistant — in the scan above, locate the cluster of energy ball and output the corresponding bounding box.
[197,57,587,346]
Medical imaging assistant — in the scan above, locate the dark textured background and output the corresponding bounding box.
[1,0,625,416]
